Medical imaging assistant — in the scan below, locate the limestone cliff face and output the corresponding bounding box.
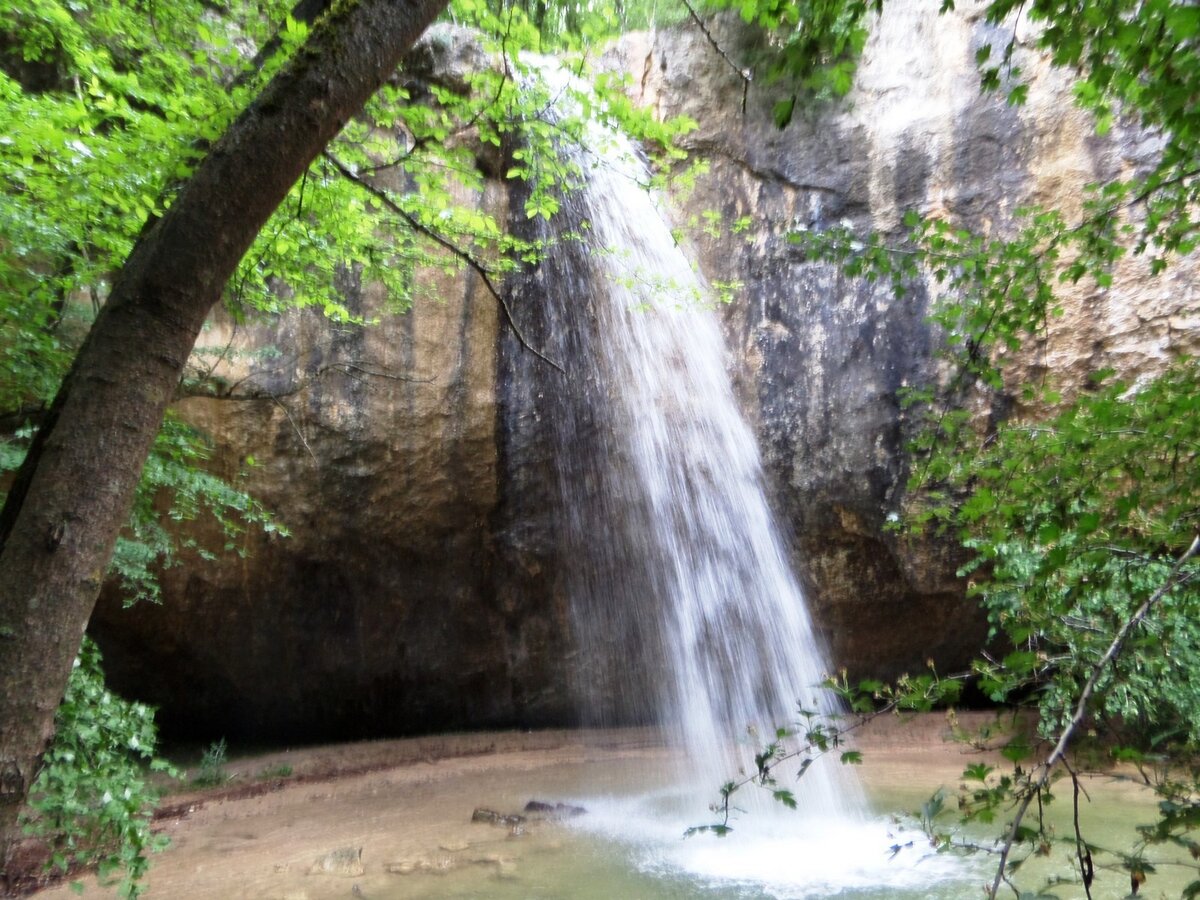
[92,182,576,740]
[93,8,1199,737]
[609,2,1200,681]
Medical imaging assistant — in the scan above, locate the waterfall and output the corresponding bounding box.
[492,65,986,899]
[507,65,864,817]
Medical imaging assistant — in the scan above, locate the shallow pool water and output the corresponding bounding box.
[326,752,1181,900]
[30,730,1196,900]
[485,753,1192,900]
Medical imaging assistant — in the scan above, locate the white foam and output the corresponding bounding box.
[566,788,980,898]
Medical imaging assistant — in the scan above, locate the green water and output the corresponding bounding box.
[347,756,1191,900]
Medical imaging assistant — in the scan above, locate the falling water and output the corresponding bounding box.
[492,68,988,896]
[508,66,864,819]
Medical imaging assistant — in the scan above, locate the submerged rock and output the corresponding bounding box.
[471,808,526,828]
[385,852,456,875]
[386,848,519,879]
[307,847,364,877]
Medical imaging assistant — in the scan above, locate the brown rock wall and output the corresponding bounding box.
[612,2,1200,680]
[92,179,576,740]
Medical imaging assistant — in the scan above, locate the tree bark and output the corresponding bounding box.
[0,0,448,876]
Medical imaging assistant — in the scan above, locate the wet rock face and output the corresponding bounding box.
[610,4,1200,679]
[604,11,1004,679]
[91,185,577,741]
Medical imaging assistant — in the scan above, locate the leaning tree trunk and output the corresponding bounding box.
[0,0,447,874]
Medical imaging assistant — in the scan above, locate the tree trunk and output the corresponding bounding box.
[0,0,447,876]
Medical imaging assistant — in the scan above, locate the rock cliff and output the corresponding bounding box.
[611,1,1200,680]
[92,183,579,740]
[92,8,1200,738]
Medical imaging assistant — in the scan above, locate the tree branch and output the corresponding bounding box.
[678,0,752,112]
[355,39,513,176]
[270,395,316,463]
[178,357,436,401]
[1063,757,1095,899]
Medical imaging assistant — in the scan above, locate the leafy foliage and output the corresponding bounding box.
[955,367,1200,744]
[0,0,287,321]
[0,0,694,371]
[685,670,962,837]
[0,0,703,598]
[479,0,683,49]
[191,739,229,788]
[22,638,176,898]
[0,415,286,604]
[792,166,1200,899]
[0,0,301,601]
[785,0,1200,756]
[795,217,1200,758]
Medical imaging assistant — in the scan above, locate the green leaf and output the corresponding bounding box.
[1001,736,1034,763]
[1167,6,1200,39]
[773,789,798,809]
[964,762,995,782]
[772,95,796,129]
[1037,523,1061,544]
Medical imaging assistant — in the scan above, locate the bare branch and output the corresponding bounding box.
[356,46,513,176]
[189,321,243,391]
[271,395,316,463]
[686,696,915,837]
[177,355,435,401]
[318,362,434,384]
[678,0,752,111]
[1063,758,1095,899]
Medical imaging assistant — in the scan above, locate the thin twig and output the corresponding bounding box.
[354,54,513,176]
[688,696,922,835]
[986,535,1200,898]
[317,362,435,384]
[189,321,242,391]
[1063,757,1094,899]
[271,396,316,463]
[678,0,752,110]
[179,355,436,400]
